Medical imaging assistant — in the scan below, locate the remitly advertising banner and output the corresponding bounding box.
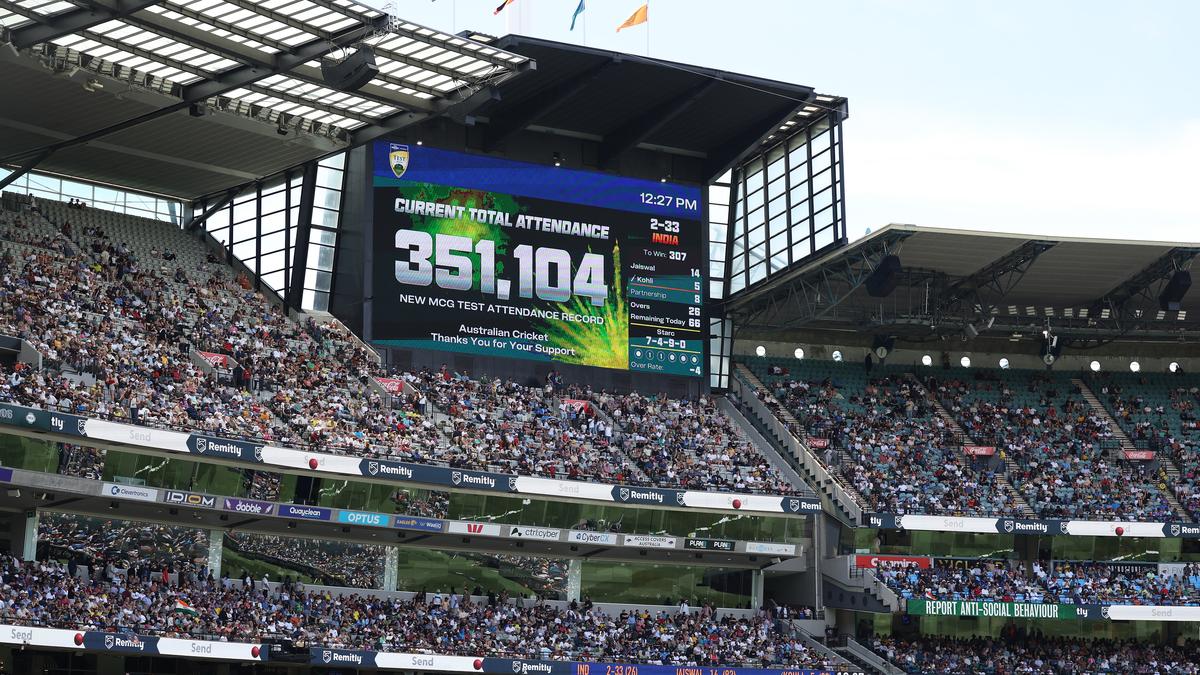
[370,142,705,378]
[0,400,821,517]
[0,624,265,661]
[309,651,847,675]
[866,512,1200,539]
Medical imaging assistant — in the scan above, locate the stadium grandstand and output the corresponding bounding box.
[0,2,1196,675]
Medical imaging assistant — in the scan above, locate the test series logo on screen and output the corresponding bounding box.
[389,143,410,178]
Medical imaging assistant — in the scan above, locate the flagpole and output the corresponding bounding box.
[645,0,650,56]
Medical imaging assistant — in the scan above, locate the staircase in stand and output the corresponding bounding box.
[1073,377,1187,518]
[996,457,1037,517]
[736,365,866,509]
[732,364,866,521]
[785,623,860,673]
[717,396,815,495]
[580,396,652,484]
[1159,460,1187,518]
[1073,378,1139,454]
[907,374,1036,518]
[833,637,905,675]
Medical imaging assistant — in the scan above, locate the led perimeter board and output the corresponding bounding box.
[371,142,704,377]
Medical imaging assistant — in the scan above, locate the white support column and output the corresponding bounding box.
[383,547,399,591]
[751,569,765,610]
[566,559,582,602]
[813,513,824,613]
[207,529,223,579]
[22,511,38,562]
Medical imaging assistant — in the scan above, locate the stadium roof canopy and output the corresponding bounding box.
[727,224,1200,344]
[467,34,840,182]
[0,4,841,200]
[0,0,533,198]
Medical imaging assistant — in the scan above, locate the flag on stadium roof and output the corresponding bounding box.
[571,0,587,31]
[495,0,517,15]
[617,3,649,32]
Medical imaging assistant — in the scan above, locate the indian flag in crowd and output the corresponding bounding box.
[175,599,199,616]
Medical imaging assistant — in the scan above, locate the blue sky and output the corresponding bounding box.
[389,0,1200,242]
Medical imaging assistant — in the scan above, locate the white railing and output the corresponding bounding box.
[732,369,863,522]
[844,637,905,675]
[820,556,899,612]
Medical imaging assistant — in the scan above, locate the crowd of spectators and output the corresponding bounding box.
[0,556,837,668]
[750,368,1014,514]
[393,487,451,519]
[415,370,628,482]
[37,513,208,571]
[743,357,1199,520]
[1090,374,1200,522]
[870,633,1200,674]
[482,553,569,598]
[0,200,802,497]
[876,559,1200,606]
[57,443,106,480]
[935,371,1176,521]
[39,510,556,602]
[224,533,383,589]
[595,390,798,494]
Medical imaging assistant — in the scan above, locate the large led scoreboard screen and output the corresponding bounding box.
[371,142,705,377]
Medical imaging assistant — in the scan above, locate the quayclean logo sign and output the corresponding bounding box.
[281,505,331,520]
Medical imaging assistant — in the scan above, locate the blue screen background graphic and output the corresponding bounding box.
[373,142,701,220]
